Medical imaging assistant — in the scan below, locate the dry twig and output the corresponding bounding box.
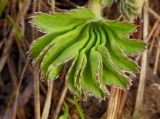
[153,38,160,74]
[52,85,68,119]
[133,0,149,117]
[34,65,41,119]
[41,82,53,119]
[148,7,160,22]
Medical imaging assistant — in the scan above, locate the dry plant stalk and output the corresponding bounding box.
[41,1,55,119]
[34,65,41,119]
[51,85,68,119]
[133,0,149,117]
[32,1,42,119]
[148,7,160,22]
[13,61,28,119]
[41,82,53,119]
[153,38,160,74]
[106,87,122,119]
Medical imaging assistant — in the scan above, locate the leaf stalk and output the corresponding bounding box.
[90,0,102,19]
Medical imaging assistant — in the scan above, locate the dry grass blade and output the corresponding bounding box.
[41,1,55,119]
[3,78,34,119]
[105,87,122,119]
[117,91,128,118]
[0,0,31,73]
[0,35,13,73]
[41,82,53,119]
[51,85,68,119]
[153,38,160,74]
[12,61,28,119]
[146,20,159,42]
[34,65,41,119]
[7,59,18,88]
[32,1,41,119]
[148,7,160,22]
[149,24,160,52]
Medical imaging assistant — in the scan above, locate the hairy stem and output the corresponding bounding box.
[90,0,102,19]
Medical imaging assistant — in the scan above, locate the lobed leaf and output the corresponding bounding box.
[102,66,129,88]
[120,0,144,18]
[32,8,94,33]
[29,33,57,59]
[47,65,63,80]
[41,24,86,77]
[90,25,103,84]
[29,8,146,99]
[104,26,138,74]
[105,20,136,36]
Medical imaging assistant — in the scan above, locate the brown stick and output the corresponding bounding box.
[51,0,56,12]
[3,61,29,119]
[51,85,68,119]
[106,87,122,119]
[3,79,34,119]
[34,65,41,119]
[146,20,159,42]
[153,38,160,74]
[117,91,128,119]
[41,1,55,119]
[148,7,160,22]
[0,0,31,73]
[133,0,149,117]
[7,59,18,88]
[41,81,54,119]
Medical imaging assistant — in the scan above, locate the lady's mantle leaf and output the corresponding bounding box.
[32,8,95,33]
[29,8,146,98]
[120,0,144,18]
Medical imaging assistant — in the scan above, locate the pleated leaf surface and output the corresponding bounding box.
[29,8,146,98]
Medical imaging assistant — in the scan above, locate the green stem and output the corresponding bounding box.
[91,0,102,19]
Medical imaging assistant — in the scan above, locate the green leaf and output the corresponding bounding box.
[29,33,57,59]
[58,102,69,119]
[41,24,86,77]
[29,8,146,99]
[69,97,85,119]
[74,24,94,89]
[105,22,146,54]
[0,0,7,17]
[80,62,105,98]
[105,20,136,36]
[102,66,129,88]
[74,25,92,89]
[51,25,91,68]
[32,8,94,33]
[120,0,144,18]
[104,26,138,74]
[74,24,95,90]
[97,45,129,88]
[97,45,119,73]
[90,25,103,84]
[79,24,106,98]
[66,56,81,97]
[7,15,23,40]
[47,65,63,80]
[114,37,146,55]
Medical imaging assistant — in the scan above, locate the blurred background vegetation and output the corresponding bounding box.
[0,0,160,119]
